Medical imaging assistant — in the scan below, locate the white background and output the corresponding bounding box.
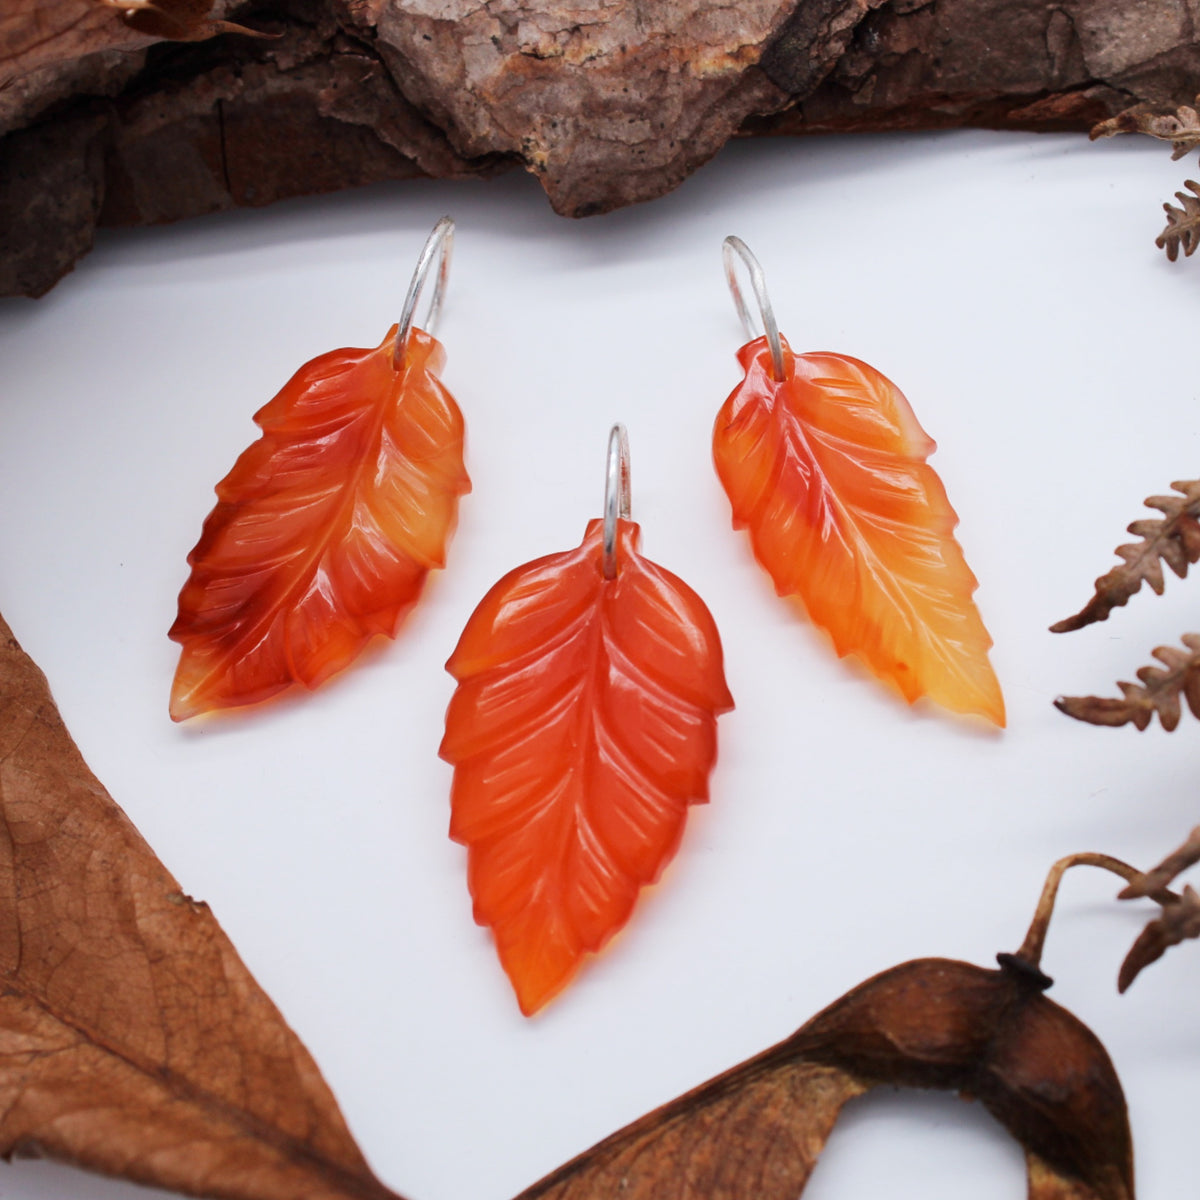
[2,128,1200,1200]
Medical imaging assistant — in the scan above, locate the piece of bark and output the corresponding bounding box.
[356,0,798,217]
[0,110,108,298]
[0,611,404,1200]
[94,8,504,224]
[2,0,1200,296]
[756,0,1194,135]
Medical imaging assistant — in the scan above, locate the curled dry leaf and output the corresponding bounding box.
[0,0,263,104]
[713,335,1004,725]
[513,955,1131,1200]
[1118,884,1200,993]
[1091,97,1200,160]
[96,0,269,42]
[1156,181,1200,261]
[0,612,403,1200]
[1051,480,1200,633]
[170,325,469,721]
[1054,633,1200,730]
[441,518,732,1015]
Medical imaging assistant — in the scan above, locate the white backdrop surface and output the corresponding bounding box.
[1,128,1199,1200]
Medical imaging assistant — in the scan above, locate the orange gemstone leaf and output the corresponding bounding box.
[714,335,1004,726]
[169,325,469,720]
[439,518,733,1015]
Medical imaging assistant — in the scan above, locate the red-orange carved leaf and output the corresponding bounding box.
[169,325,469,721]
[714,335,1004,726]
[439,519,733,1016]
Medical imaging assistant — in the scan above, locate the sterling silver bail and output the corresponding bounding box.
[394,216,454,369]
[602,424,632,581]
[722,235,785,382]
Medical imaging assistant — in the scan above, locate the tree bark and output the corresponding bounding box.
[2,0,1197,297]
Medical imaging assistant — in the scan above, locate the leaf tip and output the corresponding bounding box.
[503,945,578,1018]
[168,689,197,723]
[1049,615,1082,634]
[1117,939,1154,993]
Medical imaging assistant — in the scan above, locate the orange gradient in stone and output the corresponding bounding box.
[714,335,1003,726]
[169,326,469,720]
[440,519,733,1015]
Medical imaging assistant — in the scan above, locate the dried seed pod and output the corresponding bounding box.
[513,859,1137,1200]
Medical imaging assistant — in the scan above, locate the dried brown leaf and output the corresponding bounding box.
[96,0,269,42]
[1156,181,1200,261]
[1051,480,1200,632]
[0,0,148,105]
[0,0,262,103]
[513,957,1131,1200]
[0,612,403,1200]
[1118,825,1200,898]
[1055,633,1200,731]
[1118,884,1200,992]
[1091,98,1200,160]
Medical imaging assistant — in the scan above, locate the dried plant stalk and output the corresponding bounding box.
[1016,852,1199,996]
[1055,634,1200,730]
[1051,480,1200,632]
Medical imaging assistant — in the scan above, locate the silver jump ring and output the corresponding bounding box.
[722,235,785,382]
[393,215,454,369]
[602,424,632,580]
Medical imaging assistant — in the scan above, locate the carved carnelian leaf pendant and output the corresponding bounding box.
[169,325,469,721]
[440,518,733,1015]
[714,334,1004,726]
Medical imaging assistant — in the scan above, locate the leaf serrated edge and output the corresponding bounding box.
[1054,633,1200,732]
[1050,480,1200,632]
[1156,180,1200,261]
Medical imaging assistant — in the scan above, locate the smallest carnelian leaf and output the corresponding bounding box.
[169,325,469,720]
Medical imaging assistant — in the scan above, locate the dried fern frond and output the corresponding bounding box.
[1055,634,1200,731]
[1157,181,1200,261]
[1092,98,1200,160]
[1118,884,1200,991]
[1090,100,1200,261]
[1051,480,1200,632]
[1119,825,1200,898]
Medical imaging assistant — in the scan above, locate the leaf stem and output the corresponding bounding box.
[1011,852,1178,974]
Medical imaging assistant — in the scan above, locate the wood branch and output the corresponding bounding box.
[2,0,1199,297]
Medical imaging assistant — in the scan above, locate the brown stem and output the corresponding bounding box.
[1012,853,1178,973]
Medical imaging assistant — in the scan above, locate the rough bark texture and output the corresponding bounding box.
[2,0,1199,296]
